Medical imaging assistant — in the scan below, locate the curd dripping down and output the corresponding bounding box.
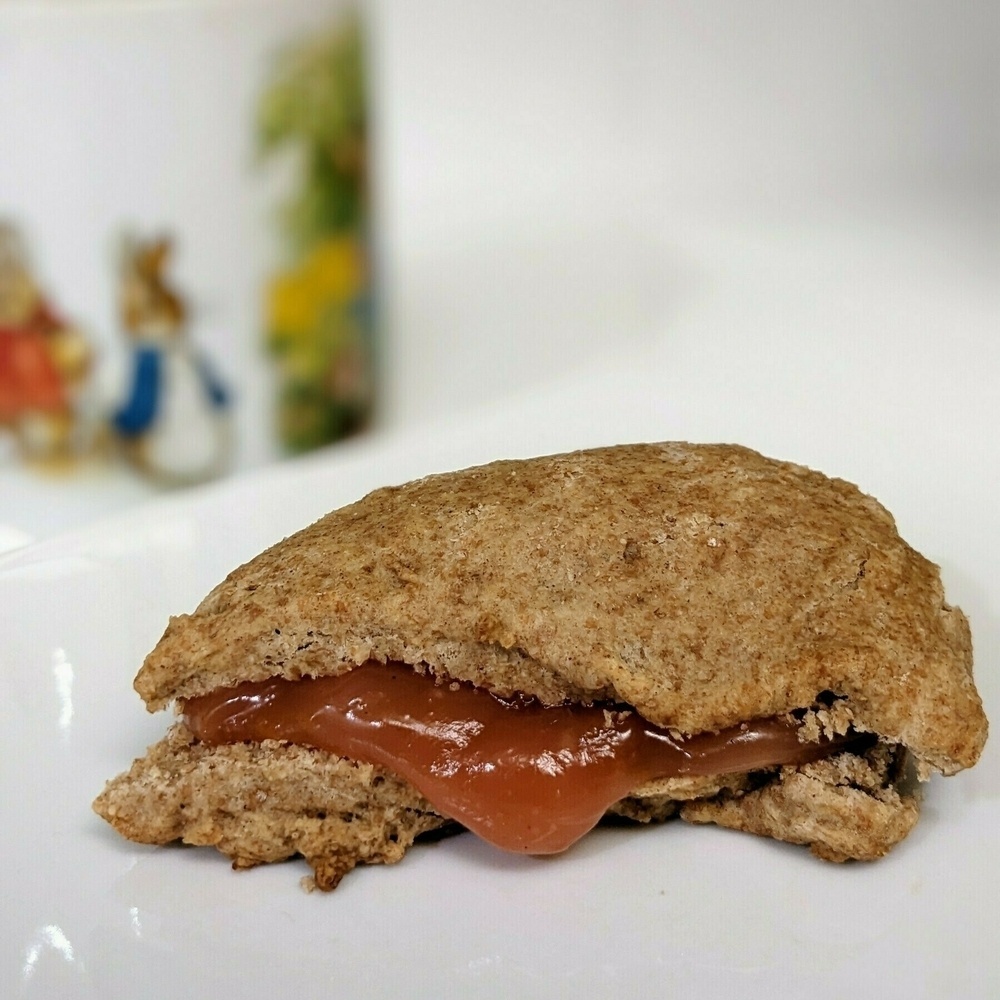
[182,662,869,854]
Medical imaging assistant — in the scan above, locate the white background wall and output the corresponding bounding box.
[1,0,997,471]
[376,1,998,424]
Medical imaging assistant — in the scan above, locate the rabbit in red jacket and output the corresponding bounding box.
[0,222,93,463]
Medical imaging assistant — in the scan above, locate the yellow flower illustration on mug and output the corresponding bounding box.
[267,236,364,350]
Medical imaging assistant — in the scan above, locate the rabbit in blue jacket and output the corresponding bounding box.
[113,236,230,485]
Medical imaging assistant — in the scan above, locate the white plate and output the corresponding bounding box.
[2,395,999,1000]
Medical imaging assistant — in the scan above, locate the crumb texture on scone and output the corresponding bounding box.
[681,743,920,861]
[93,724,451,890]
[135,442,986,775]
[94,730,919,888]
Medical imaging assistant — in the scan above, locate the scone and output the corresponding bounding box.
[94,443,988,889]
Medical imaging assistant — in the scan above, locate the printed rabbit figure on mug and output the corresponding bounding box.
[113,234,231,486]
[0,222,95,465]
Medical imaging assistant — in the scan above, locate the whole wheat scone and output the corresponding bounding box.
[94,443,988,887]
[96,723,453,890]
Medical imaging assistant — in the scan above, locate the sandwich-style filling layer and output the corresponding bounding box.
[183,661,870,854]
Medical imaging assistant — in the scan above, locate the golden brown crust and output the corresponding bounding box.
[135,442,986,774]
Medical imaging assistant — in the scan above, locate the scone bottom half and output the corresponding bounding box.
[93,442,988,890]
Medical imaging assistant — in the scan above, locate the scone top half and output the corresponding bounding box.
[136,443,987,777]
